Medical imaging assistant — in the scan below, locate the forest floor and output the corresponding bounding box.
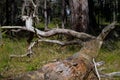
[0,38,120,79]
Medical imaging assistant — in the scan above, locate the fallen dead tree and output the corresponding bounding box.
[1,25,95,58]
[1,26,95,40]
[1,0,120,79]
[2,22,120,80]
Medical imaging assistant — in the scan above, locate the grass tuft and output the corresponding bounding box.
[0,38,120,79]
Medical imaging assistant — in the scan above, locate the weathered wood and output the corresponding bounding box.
[1,22,116,80]
[1,26,95,41]
[1,15,95,58]
[10,39,83,58]
[101,72,120,78]
[10,22,116,80]
[15,57,97,80]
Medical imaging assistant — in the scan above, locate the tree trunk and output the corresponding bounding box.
[88,0,98,35]
[69,0,89,32]
[44,0,48,30]
[13,22,116,80]
[15,57,98,80]
[61,0,66,29]
[2,22,116,80]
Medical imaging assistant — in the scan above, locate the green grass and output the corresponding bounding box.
[36,21,58,29]
[0,38,78,78]
[0,38,120,79]
[97,41,120,73]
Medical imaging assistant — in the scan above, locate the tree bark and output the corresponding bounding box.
[2,22,116,80]
[61,0,66,29]
[44,0,48,30]
[1,26,95,40]
[69,0,89,32]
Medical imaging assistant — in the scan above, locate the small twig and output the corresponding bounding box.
[30,0,37,8]
[96,61,105,67]
[100,72,120,78]
[10,50,33,58]
[37,39,83,46]
[10,39,83,58]
[97,22,116,40]
[11,29,21,32]
[93,58,101,80]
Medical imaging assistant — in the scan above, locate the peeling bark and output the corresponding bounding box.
[69,0,89,32]
[2,22,116,80]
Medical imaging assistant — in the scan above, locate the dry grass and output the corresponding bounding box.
[0,38,120,79]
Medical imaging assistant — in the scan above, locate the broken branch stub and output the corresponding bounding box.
[97,21,116,41]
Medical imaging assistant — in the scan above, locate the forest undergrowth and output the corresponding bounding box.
[0,38,120,79]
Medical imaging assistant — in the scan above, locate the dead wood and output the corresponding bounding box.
[101,72,120,78]
[1,22,118,80]
[1,26,95,41]
[7,22,118,80]
[10,39,83,58]
[15,58,98,80]
[1,25,95,58]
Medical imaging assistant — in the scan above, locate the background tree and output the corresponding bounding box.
[0,0,120,38]
[69,0,89,32]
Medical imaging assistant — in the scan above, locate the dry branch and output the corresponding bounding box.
[10,22,117,80]
[37,39,83,46]
[1,22,118,80]
[101,72,120,78]
[10,39,83,58]
[95,61,105,67]
[93,58,100,80]
[1,26,95,41]
[1,25,95,58]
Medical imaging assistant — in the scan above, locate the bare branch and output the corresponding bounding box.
[93,58,101,80]
[97,22,116,41]
[36,39,83,46]
[101,72,120,78]
[1,26,95,41]
[96,61,105,67]
[10,39,83,58]
[1,26,24,29]
[11,29,22,32]
[30,0,37,8]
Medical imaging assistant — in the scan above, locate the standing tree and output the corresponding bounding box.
[21,0,40,44]
[61,0,66,28]
[44,0,48,30]
[69,0,89,32]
